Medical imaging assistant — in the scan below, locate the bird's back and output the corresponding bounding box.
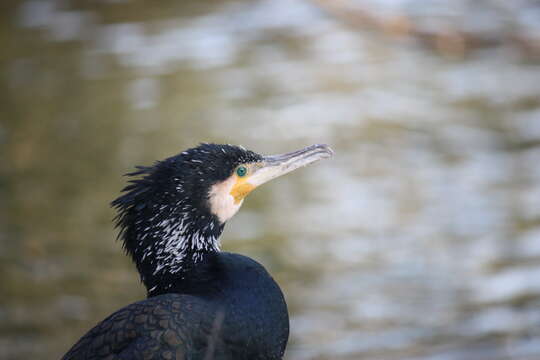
[62,253,289,360]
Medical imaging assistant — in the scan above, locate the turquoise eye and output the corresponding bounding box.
[236,166,247,177]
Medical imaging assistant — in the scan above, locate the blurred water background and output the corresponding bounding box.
[2,0,540,359]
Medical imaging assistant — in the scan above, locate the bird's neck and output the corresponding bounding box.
[144,249,222,297]
[123,213,225,296]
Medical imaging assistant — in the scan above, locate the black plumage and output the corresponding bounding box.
[62,252,288,360]
[62,143,332,360]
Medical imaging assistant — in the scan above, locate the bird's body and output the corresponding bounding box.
[63,253,288,360]
[62,143,332,360]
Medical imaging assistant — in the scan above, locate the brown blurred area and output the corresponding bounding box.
[1,1,540,359]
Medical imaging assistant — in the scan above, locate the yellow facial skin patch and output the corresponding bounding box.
[230,177,256,204]
[208,165,258,223]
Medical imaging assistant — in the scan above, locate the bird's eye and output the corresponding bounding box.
[236,166,248,177]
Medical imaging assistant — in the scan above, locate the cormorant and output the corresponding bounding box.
[62,143,333,360]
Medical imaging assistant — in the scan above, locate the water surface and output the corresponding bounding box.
[2,1,540,359]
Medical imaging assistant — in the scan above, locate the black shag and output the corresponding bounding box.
[62,143,333,360]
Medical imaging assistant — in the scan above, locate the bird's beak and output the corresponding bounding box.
[230,144,334,203]
[251,144,334,186]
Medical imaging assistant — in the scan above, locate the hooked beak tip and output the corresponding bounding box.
[314,143,334,158]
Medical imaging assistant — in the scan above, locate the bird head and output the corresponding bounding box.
[112,143,333,292]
